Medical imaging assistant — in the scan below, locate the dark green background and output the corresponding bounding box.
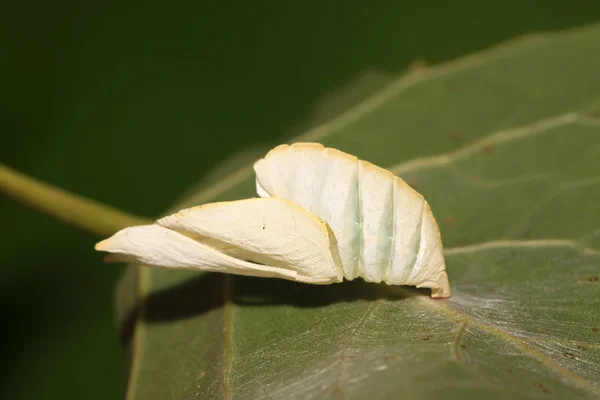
[1,2,598,398]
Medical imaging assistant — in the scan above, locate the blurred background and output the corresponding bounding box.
[1,1,599,398]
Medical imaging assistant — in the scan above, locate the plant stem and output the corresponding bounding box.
[0,162,152,238]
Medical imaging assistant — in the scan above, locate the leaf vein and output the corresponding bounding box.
[389,113,579,176]
[331,301,381,396]
[411,290,600,394]
[452,320,468,364]
[444,239,600,256]
[220,275,235,399]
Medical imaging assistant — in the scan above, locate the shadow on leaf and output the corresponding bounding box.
[119,272,425,344]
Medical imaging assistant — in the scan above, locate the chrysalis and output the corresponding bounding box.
[96,143,450,298]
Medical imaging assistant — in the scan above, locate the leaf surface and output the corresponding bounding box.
[119,24,600,400]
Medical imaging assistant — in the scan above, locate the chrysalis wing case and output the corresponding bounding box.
[96,197,344,283]
[254,143,450,299]
[95,143,450,299]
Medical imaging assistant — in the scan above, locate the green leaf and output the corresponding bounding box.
[119,24,600,399]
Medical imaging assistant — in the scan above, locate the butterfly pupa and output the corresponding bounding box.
[254,143,450,299]
[95,143,450,299]
[95,197,344,284]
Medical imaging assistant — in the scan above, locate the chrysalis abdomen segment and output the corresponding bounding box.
[254,143,450,298]
[355,161,395,283]
[385,177,425,284]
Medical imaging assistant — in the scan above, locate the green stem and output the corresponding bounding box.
[0,162,152,238]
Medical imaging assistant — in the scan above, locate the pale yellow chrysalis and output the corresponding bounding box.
[95,143,450,298]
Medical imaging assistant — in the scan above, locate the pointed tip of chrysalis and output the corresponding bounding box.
[430,285,451,299]
[95,233,123,252]
[94,238,110,251]
[427,271,451,299]
[94,234,139,264]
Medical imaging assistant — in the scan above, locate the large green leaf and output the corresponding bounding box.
[118,24,600,399]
